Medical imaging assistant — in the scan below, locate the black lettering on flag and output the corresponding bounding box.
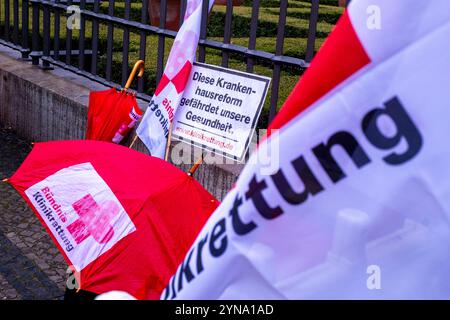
[196,234,209,274]
[245,176,284,220]
[271,156,324,205]
[312,131,371,183]
[165,95,424,299]
[230,195,257,235]
[209,218,227,257]
[362,96,423,165]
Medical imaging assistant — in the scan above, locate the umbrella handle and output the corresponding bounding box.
[124,60,145,92]
[188,154,204,176]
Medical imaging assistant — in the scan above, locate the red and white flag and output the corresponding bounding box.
[161,0,450,299]
[136,0,215,158]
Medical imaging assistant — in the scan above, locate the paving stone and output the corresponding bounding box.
[19,230,33,237]
[17,223,28,229]
[0,127,66,300]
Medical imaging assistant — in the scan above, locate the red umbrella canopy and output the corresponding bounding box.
[7,140,219,299]
[86,88,143,143]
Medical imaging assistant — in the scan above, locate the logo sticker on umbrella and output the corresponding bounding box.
[24,162,136,271]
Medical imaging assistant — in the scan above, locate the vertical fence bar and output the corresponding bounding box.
[5,0,10,42]
[90,0,100,75]
[138,0,148,93]
[53,0,60,60]
[121,0,131,87]
[155,0,167,84]
[268,0,288,123]
[21,0,30,56]
[42,0,51,68]
[12,0,19,44]
[105,0,115,81]
[197,0,209,63]
[78,0,86,70]
[179,0,186,26]
[65,0,73,65]
[221,0,233,68]
[246,0,260,73]
[305,0,319,63]
[31,0,39,65]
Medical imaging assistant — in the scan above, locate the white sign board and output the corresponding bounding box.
[172,62,271,161]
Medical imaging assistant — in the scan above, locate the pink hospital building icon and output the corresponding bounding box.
[67,194,120,245]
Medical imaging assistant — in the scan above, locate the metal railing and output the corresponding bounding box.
[0,0,331,127]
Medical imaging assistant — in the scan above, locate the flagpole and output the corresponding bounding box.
[164,121,174,161]
[129,134,139,149]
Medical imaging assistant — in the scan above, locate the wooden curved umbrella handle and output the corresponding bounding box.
[124,60,145,92]
[188,155,204,176]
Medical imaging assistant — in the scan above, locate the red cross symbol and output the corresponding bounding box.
[67,194,119,245]
[154,61,192,96]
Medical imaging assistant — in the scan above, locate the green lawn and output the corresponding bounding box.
[0,0,343,126]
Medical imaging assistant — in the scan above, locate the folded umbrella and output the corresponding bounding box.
[86,61,145,144]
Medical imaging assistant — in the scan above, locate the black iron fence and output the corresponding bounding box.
[0,0,343,128]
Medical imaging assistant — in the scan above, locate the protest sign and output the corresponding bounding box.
[172,62,270,161]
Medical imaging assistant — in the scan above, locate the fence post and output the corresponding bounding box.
[20,0,31,59]
[5,0,10,43]
[65,0,73,66]
[268,0,288,123]
[306,0,319,63]
[90,0,100,75]
[155,0,167,84]
[246,0,260,74]
[41,1,53,69]
[30,0,40,66]
[105,0,115,82]
[197,0,209,63]
[138,0,149,93]
[12,0,19,45]
[78,0,87,70]
[121,0,132,87]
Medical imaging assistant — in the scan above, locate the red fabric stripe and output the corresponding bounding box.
[154,74,170,96]
[267,11,371,135]
[172,61,193,93]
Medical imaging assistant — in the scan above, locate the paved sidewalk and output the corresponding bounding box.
[0,127,66,300]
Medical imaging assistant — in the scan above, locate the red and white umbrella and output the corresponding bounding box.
[6,140,219,299]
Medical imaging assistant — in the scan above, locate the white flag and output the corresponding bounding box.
[161,0,450,299]
[136,0,215,158]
